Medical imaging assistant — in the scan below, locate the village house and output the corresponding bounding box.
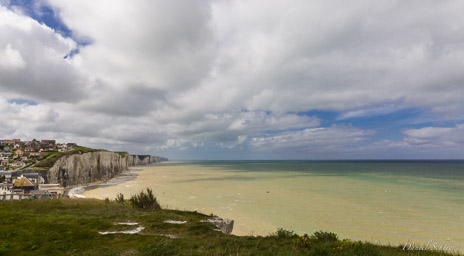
[22,170,44,185]
[2,152,13,157]
[3,146,11,151]
[41,140,56,147]
[67,143,77,148]
[26,139,40,150]
[58,144,73,152]
[39,184,64,195]
[13,176,36,193]
[0,156,8,161]
[11,170,21,179]
[48,146,58,152]
[24,146,36,152]
[0,166,6,171]
[1,160,8,166]
[3,139,21,145]
[28,152,42,158]
[0,186,11,194]
[10,161,26,167]
[14,148,25,157]
[0,171,12,181]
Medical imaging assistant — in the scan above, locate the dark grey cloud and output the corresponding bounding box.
[81,83,167,116]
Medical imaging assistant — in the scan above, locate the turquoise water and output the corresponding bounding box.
[83,160,464,252]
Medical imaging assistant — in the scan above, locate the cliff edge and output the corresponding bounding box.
[46,151,166,187]
[126,154,168,166]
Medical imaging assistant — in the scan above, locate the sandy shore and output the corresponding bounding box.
[67,168,142,198]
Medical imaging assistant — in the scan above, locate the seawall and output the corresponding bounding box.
[47,152,167,187]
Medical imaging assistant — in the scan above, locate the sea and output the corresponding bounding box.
[81,160,464,251]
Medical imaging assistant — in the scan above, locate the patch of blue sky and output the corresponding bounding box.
[296,110,338,128]
[340,108,423,129]
[266,105,463,143]
[63,48,80,59]
[297,107,452,128]
[8,0,72,38]
[8,98,38,105]
[6,0,90,52]
[261,128,302,135]
[294,108,453,141]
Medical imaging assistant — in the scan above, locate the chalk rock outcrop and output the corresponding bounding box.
[126,155,163,166]
[47,152,127,187]
[46,151,167,187]
[204,218,234,234]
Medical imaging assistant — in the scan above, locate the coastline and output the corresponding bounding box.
[77,161,464,253]
[66,167,142,198]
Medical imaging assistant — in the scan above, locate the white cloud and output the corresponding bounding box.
[402,125,464,149]
[1,1,464,158]
[47,0,216,113]
[336,104,405,120]
[45,0,464,116]
[0,97,58,139]
[250,125,374,153]
[0,43,26,70]
[0,5,86,102]
[360,124,464,158]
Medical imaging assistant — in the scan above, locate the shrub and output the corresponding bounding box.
[295,234,312,248]
[129,188,161,210]
[115,193,125,204]
[310,230,338,242]
[269,228,297,238]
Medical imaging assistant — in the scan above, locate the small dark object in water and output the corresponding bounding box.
[266,191,269,193]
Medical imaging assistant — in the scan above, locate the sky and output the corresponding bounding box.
[1,0,464,160]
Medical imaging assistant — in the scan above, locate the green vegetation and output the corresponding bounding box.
[269,227,297,238]
[0,198,459,256]
[32,147,127,172]
[114,151,129,157]
[34,147,104,168]
[309,230,338,242]
[115,193,125,204]
[129,188,161,210]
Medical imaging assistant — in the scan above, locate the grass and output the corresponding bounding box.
[32,147,127,171]
[26,147,128,179]
[114,151,129,157]
[33,147,105,168]
[0,199,459,256]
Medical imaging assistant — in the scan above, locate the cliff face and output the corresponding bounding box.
[126,155,167,166]
[47,152,127,187]
[47,152,167,187]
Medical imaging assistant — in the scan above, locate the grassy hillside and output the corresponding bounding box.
[34,147,104,169]
[0,198,458,256]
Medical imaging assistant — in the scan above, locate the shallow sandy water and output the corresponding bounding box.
[82,161,463,252]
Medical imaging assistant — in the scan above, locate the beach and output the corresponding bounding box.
[80,161,464,252]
